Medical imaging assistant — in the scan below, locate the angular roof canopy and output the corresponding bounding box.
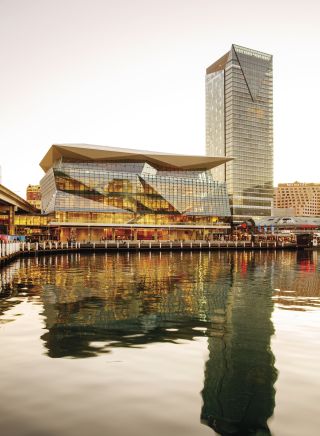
[40,144,232,172]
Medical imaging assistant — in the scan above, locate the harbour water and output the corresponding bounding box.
[0,250,319,435]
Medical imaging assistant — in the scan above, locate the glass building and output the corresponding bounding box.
[206,44,273,223]
[39,144,231,241]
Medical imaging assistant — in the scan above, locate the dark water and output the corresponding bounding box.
[0,250,319,436]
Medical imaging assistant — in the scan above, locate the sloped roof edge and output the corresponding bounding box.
[39,144,233,172]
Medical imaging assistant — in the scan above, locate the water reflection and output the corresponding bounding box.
[201,254,277,435]
[1,250,319,435]
[40,252,218,357]
[272,250,320,311]
[0,259,27,323]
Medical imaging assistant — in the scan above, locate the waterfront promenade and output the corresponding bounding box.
[0,239,302,267]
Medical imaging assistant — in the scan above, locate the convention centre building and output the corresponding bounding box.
[37,144,232,241]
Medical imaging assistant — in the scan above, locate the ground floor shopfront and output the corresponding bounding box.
[51,223,231,242]
[11,216,231,242]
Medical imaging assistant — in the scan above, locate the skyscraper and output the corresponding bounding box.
[206,44,273,223]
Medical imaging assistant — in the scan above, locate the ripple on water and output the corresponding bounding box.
[0,250,319,436]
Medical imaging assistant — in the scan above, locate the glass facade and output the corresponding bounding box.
[206,44,273,222]
[40,157,231,228]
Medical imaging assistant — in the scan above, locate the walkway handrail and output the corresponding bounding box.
[0,238,304,267]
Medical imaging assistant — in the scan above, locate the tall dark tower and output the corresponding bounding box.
[206,44,273,223]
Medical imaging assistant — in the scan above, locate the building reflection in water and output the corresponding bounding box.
[40,251,219,358]
[0,251,292,434]
[200,252,278,435]
[272,250,320,311]
[0,259,25,322]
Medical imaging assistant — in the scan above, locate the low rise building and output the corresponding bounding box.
[271,207,296,217]
[274,183,320,217]
[26,184,41,210]
[39,144,232,241]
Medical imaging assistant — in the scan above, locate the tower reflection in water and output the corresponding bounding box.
[0,251,278,435]
[201,253,277,435]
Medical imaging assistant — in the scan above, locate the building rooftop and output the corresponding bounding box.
[206,44,272,75]
[39,144,232,172]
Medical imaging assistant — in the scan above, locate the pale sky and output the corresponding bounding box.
[0,0,319,197]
